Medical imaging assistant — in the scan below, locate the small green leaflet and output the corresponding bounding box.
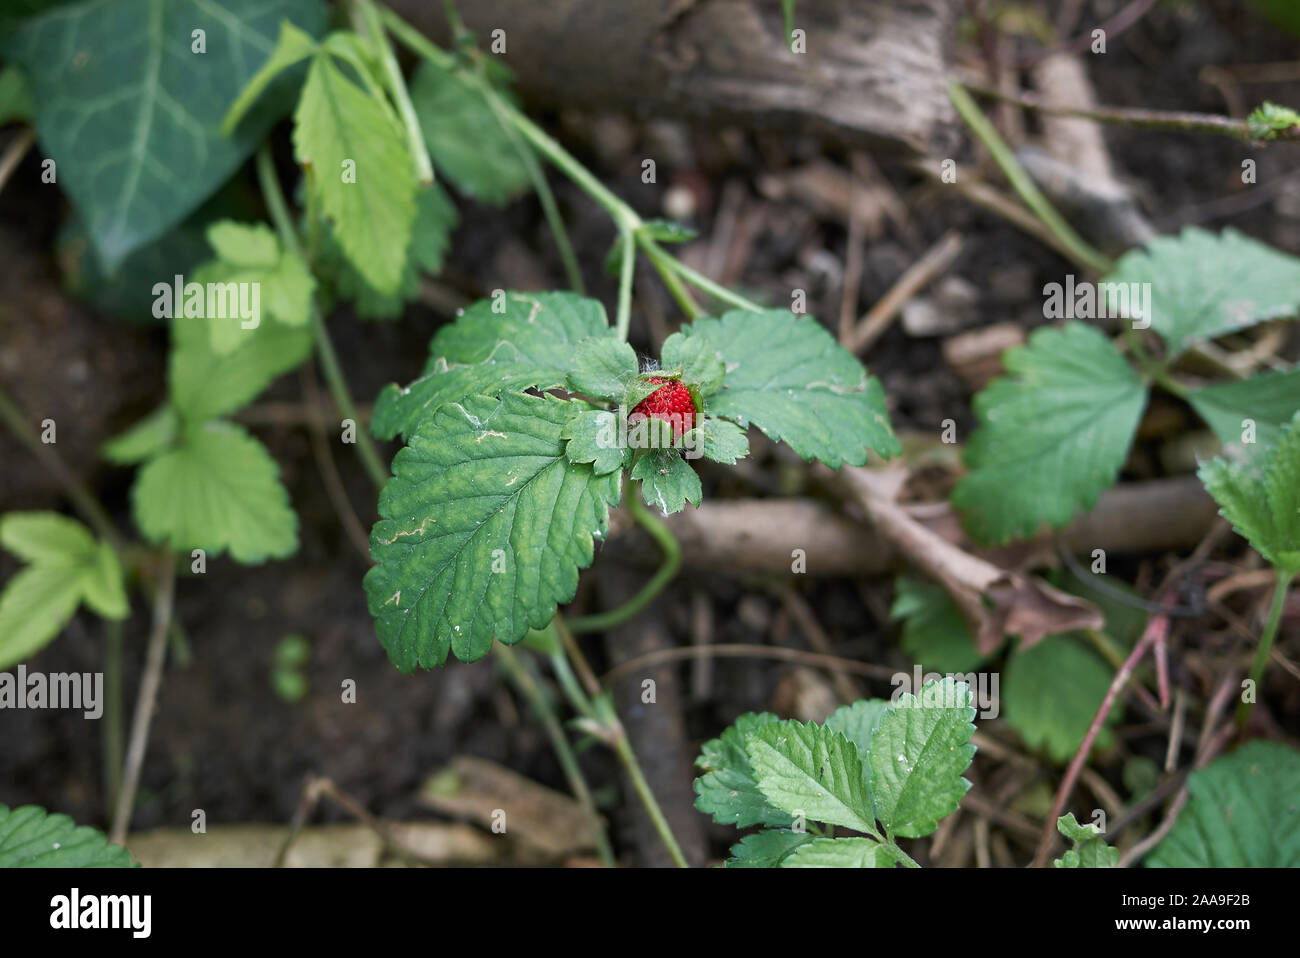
[1198,411,1300,576]
[0,512,127,670]
[364,392,621,670]
[891,576,989,674]
[868,677,976,838]
[221,19,320,135]
[1188,367,1300,456]
[0,804,136,868]
[724,829,810,867]
[6,0,328,269]
[1053,813,1118,868]
[680,309,899,468]
[1148,741,1300,867]
[631,450,702,515]
[101,406,179,466]
[681,418,749,465]
[1246,101,1300,141]
[823,698,891,760]
[294,46,415,295]
[783,837,903,868]
[952,321,1147,545]
[372,291,612,441]
[694,712,794,828]
[660,331,726,397]
[1105,228,1300,358]
[408,59,530,205]
[132,422,298,563]
[561,410,629,476]
[567,338,639,400]
[1004,636,1118,762]
[746,720,879,835]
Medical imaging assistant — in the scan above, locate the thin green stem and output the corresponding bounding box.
[614,225,635,341]
[1237,571,1292,728]
[568,478,680,634]
[256,145,303,258]
[642,235,765,313]
[635,233,703,319]
[947,79,1114,276]
[494,643,615,866]
[355,0,435,186]
[1124,324,1189,398]
[102,619,124,822]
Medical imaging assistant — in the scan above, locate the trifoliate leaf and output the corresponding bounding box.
[408,59,530,204]
[0,804,136,868]
[132,422,298,563]
[169,308,312,424]
[1198,411,1300,575]
[294,50,415,295]
[567,338,639,401]
[661,332,725,397]
[1053,813,1119,868]
[891,577,990,674]
[1105,228,1300,357]
[782,837,903,868]
[372,291,611,441]
[694,712,793,828]
[4,0,328,269]
[724,829,811,867]
[868,678,975,838]
[1148,741,1300,867]
[1004,635,1117,762]
[746,721,879,835]
[0,513,127,670]
[681,418,749,465]
[680,309,899,467]
[952,321,1147,545]
[101,406,180,466]
[823,699,891,760]
[561,410,629,476]
[631,450,701,515]
[1188,368,1300,457]
[364,393,621,669]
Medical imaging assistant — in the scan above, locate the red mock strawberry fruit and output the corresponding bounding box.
[629,377,696,440]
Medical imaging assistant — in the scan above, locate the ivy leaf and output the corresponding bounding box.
[681,418,750,465]
[132,422,298,563]
[694,712,793,828]
[1106,228,1300,358]
[567,338,639,401]
[1053,813,1118,868]
[408,59,530,204]
[823,699,892,760]
[372,291,611,441]
[1198,411,1300,576]
[0,513,127,670]
[681,309,899,467]
[1004,636,1118,762]
[891,577,990,674]
[5,0,328,269]
[561,410,628,476]
[746,721,879,834]
[724,829,811,867]
[294,49,414,295]
[1148,741,1300,867]
[782,837,903,868]
[0,804,136,868]
[661,331,725,397]
[1187,368,1300,457]
[631,450,701,515]
[364,393,621,670]
[868,678,976,838]
[952,321,1147,545]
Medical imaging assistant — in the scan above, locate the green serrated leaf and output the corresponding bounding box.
[724,829,811,867]
[0,804,136,867]
[364,393,621,670]
[372,291,611,441]
[631,450,701,515]
[681,418,749,465]
[823,699,892,761]
[891,577,989,674]
[294,50,414,294]
[1005,636,1117,761]
[409,59,529,204]
[0,512,96,564]
[868,678,975,838]
[1198,411,1300,575]
[562,409,629,476]
[132,422,298,563]
[1148,741,1300,867]
[5,0,328,269]
[747,721,879,834]
[782,836,903,868]
[1053,813,1118,868]
[952,321,1147,545]
[661,331,725,397]
[567,338,639,400]
[0,565,92,670]
[694,712,794,828]
[1188,368,1300,457]
[681,309,899,467]
[1106,228,1300,358]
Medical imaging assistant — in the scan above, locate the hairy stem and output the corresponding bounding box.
[1237,571,1292,728]
[614,225,636,341]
